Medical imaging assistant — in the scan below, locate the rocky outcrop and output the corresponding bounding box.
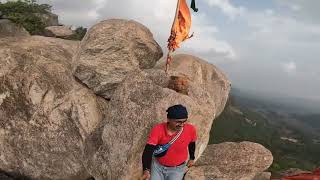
[185,142,273,180]
[73,19,163,99]
[0,18,258,180]
[0,19,30,38]
[35,12,59,27]
[0,36,104,180]
[44,25,75,39]
[83,54,231,180]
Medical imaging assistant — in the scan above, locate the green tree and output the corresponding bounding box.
[67,26,87,41]
[0,0,52,35]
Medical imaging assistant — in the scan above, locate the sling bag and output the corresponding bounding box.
[153,127,184,157]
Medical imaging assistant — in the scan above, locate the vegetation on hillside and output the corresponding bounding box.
[209,96,320,177]
[0,0,87,40]
[0,0,51,35]
[65,26,87,41]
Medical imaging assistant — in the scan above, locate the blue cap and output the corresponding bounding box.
[166,104,188,120]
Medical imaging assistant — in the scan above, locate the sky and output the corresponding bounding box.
[33,0,320,101]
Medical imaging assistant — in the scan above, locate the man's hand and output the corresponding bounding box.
[187,160,194,168]
[141,170,150,180]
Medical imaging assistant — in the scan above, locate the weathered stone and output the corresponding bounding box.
[253,172,271,180]
[83,54,231,180]
[0,36,104,180]
[155,54,230,117]
[0,19,30,38]
[35,12,59,27]
[73,19,163,99]
[44,25,75,39]
[185,142,273,180]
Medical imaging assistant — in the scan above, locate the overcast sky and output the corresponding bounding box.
[35,0,320,101]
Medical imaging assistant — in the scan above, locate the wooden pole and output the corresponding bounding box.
[166,0,181,74]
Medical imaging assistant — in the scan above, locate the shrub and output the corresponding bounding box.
[0,0,52,35]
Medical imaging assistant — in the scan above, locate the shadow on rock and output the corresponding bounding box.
[0,169,32,180]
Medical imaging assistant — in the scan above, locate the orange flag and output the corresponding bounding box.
[167,0,193,52]
[166,0,197,73]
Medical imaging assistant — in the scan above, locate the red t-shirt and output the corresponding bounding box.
[147,122,197,166]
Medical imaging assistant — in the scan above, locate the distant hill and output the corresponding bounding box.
[209,91,320,177]
[231,88,320,114]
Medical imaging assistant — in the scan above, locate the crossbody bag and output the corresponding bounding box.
[153,127,184,157]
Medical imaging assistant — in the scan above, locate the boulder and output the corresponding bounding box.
[35,12,59,27]
[44,25,75,39]
[83,54,231,180]
[155,54,230,116]
[185,142,273,180]
[73,19,163,99]
[0,36,105,180]
[0,19,30,38]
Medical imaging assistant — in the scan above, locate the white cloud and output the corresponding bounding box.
[203,0,245,19]
[244,9,320,48]
[95,0,236,62]
[276,0,320,23]
[282,61,297,74]
[36,0,107,27]
[36,0,236,61]
[183,13,236,61]
[290,4,301,12]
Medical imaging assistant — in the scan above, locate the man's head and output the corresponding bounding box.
[166,104,188,131]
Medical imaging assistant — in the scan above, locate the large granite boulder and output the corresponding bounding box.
[73,19,163,99]
[44,25,75,39]
[0,36,104,180]
[0,19,30,38]
[185,142,273,180]
[83,54,231,180]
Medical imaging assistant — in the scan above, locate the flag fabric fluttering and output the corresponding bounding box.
[166,0,197,73]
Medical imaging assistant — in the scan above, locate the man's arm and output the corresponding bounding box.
[142,144,156,171]
[188,141,196,160]
[187,141,196,168]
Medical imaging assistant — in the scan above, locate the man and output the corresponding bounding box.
[141,104,197,180]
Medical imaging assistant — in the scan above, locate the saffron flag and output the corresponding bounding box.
[166,0,197,73]
[167,0,195,52]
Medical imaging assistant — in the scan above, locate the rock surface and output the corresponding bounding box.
[155,54,231,156]
[35,12,59,27]
[279,168,311,177]
[0,19,268,180]
[253,172,272,180]
[0,36,104,180]
[44,25,75,39]
[185,142,273,180]
[0,19,30,38]
[73,19,163,99]
[83,54,231,180]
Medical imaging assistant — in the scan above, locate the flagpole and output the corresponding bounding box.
[166,0,181,74]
